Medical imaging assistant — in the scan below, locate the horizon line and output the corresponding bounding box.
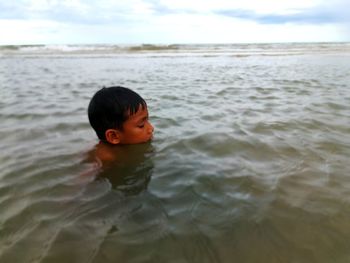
[1,41,350,47]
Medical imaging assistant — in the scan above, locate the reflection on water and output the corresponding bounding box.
[91,143,155,195]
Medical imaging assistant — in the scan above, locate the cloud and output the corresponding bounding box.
[1,0,348,25]
[0,1,28,19]
[0,0,349,44]
[216,0,350,25]
[151,0,323,15]
[217,9,338,25]
[0,0,154,24]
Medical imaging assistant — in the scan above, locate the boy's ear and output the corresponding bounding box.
[105,129,122,144]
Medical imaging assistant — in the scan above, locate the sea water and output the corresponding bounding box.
[1,43,350,262]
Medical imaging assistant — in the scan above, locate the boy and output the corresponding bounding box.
[88,86,154,145]
[82,86,154,183]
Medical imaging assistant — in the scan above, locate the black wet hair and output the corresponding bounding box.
[88,86,146,140]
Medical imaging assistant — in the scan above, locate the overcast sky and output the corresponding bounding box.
[0,0,349,45]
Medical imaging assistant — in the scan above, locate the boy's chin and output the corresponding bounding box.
[142,136,153,144]
[143,138,152,144]
[129,138,153,145]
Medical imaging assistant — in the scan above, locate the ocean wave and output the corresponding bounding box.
[1,43,350,57]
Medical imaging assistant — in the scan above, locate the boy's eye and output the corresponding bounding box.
[138,124,145,128]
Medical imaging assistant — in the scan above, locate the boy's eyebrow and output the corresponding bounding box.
[140,115,148,122]
[136,114,148,123]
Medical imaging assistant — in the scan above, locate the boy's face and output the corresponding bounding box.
[117,105,154,144]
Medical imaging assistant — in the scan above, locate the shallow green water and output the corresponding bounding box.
[1,44,350,262]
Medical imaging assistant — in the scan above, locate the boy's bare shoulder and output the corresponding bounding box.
[89,142,118,164]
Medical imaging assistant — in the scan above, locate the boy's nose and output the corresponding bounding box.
[148,122,154,133]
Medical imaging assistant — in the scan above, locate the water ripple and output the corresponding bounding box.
[1,49,350,262]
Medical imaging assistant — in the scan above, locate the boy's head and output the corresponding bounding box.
[88,86,154,145]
